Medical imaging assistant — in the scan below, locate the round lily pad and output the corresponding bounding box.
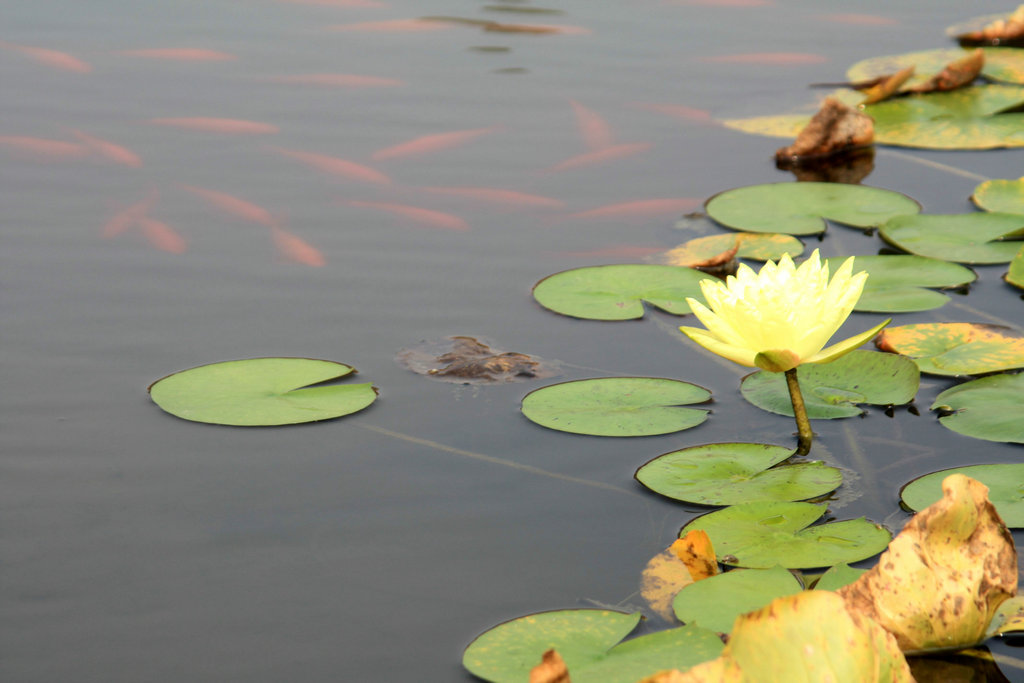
[901,464,1024,527]
[532,264,710,321]
[879,212,1024,264]
[462,609,723,683]
[824,255,976,313]
[740,350,920,419]
[148,357,378,426]
[672,565,803,634]
[521,377,711,437]
[634,442,842,505]
[680,501,892,569]
[931,373,1024,443]
[876,322,1024,376]
[972,176,1024,215]
[705,182,921,236]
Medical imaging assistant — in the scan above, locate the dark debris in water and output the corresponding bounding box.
[397,335,561,384]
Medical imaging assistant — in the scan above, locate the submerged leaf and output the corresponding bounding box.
[396,336,559,384]
[876,322,1024,375]
[931,373,1024,443]
[838,474,1018,651]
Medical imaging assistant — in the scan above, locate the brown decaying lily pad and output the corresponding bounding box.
[775,96,874,162]
[957,5,1024,46]
[906,48,984,94]
[396,335,561,384]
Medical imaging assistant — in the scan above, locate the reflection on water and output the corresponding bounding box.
[3,0,1023,680]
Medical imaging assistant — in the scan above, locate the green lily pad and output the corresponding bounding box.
[532,264,710,321]
[876,322,1024,376]
[1007,244,1024,289]
[521,377,711,437]
[634,442,842,505]
[879,212,1024,264]
[901,464,1024,527]
[148,357,378,426]
[680,501,892,569]
[972,176,1024,215]
[812,563,867,592]
[848,48,1024,87]
[672,565,803,634]
[988,595,1024,638]
[931,373,1024,443]
[824,255,976,313]
[462,609,723,683]
[740,350,920,419]
[705,182,921,236]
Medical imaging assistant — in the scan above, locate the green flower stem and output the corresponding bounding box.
[784,368,813,455]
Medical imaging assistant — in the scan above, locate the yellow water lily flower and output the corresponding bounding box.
[680,250,890,373]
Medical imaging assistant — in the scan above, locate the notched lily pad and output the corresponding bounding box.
[521,377,711,437]
[148,357,378,426]
[396,335,560,384]
[876,322,1024,375]
[634,442,842,505]
[901,464,1024,527]
[704,182,921,236]
[740,350,920,419]
[532,264,710,321]
[972,176,1024,215]
[680,501,892,569]
[879,212,1024,264]
[931,373,1024,443]
[824,255,976,313]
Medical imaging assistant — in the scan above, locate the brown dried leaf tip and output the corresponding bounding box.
[529,649,571,683]
[907,49,985,94]
[775,97,873,163]
[958,5,1024,45]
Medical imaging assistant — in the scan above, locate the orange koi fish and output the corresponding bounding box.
[182,185,278,227]
[0,136,88,161]
[371,126,502,161]
[327,18,451,32]
[71,130,143,167]
[101,191,160,238]
[818,13,898,26]
[568,100,615,151]
[268,146,392,184]
[702,52,827,65]
[277,0,386,6]
[265,73,404,87]
[140,217,187,253]
[344,200,470,231]
[566,198,701,220]
[271,225,326,267]
[420,186,564,208]
[0,41,92,73]
[115,48,238,61]
[544,142,650,172]
[664,0,772,6]
[149,118,279,134]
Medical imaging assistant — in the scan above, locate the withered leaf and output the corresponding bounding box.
[640,531,718,622]
[775,96,874,162]
[396,335,560,384]
[957,5,1024,46]
[529,649,571,683]
[907,49,985,94]
[838,474,1018,652]
[861,66,916,105]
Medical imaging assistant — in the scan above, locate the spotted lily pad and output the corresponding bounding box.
[740,350,920,419]
[672,565,803,634]
[680,501,892,569]
[972,176,1024,214]
[462,609,723,683]
[879,212,1024,264]
[931,373,1024,443]
[901,464,1024,527]
[649,233,804,267]
[634,442,842,505]
[148,357,378,426]
[824,255,976,312]
[848,48,1024,87]
[521,377,711,436]
[876,322,1024,375]
[704,182,921,236]
[532,264,710,320]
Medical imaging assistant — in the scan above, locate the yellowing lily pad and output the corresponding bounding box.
[462,609,723,683]
[972,176,1024,214]
[740,350,920,419]
[879,212,1024,264]
[931,373,1024,443]
[825,255,976,313]
[680,501,892,569]
[532,265,710,320]
[848,48,1024,88]
[876,322,1024,375]
[720,114,810,140]
[520,377,711,437]
[148,357,378,426]
[672,565,803,634]
[705,182,921,236]
[901,464,1024,527]
[634,442,842,505]
[650,233,804,267]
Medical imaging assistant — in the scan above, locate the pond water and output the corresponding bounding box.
[4,0,1024,680]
